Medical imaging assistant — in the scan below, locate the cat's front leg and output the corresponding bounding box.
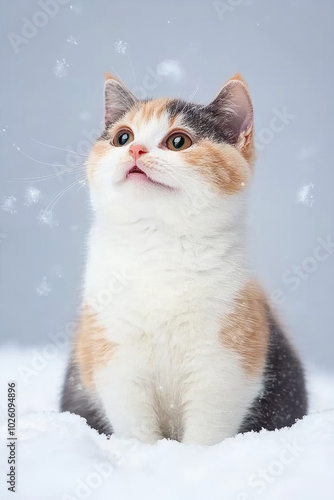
[95,364,162,444]
[181,363,262,445]
[181,399,239,445]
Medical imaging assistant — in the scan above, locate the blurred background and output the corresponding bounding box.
[0,0,333,371]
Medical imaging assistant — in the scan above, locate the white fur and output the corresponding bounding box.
[83,111,262,444]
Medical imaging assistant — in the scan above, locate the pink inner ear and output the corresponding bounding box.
[104,80,137,127]
[226,80,254,136]
[208,78,254,145]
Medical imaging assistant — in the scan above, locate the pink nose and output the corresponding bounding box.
[129,144,148,161]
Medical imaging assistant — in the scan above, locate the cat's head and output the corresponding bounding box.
[87,73,255,224]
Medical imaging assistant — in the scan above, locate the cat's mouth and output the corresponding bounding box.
[125,165,174,190]
[127,165,146,177]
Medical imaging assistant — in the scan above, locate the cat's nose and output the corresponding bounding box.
[129,144,148,161]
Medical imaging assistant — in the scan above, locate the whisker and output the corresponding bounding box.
[31,138,90,158]
[8,166,87,184]
[188,79,200,101]
[151,157,207,205]
[76,180,88,193]
[145,158,194,198]
[39,178,85,223]
[14,146,87,169]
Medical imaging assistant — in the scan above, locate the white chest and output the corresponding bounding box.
[82,219,260,444]
[84,221,248,343]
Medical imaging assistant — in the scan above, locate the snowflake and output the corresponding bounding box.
[297,183,315,207]
[25,186,41,206]
[38,210,58,228]
[114,40,127,54]
[1,196,17,214]
[69,2,82,14]
[79,110,91,121]
[53,58,71,78]
[66,35,79,46]
[36,276,51,296]
[156,60,183,82]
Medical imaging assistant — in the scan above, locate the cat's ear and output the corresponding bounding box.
[207,73,254,149]
[104,73,138,127]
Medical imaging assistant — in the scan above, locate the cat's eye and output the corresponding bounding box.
[166,132,192,151]
[112,128,134,147]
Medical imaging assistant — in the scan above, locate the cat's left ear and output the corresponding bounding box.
[104,73,138,127]
[207,73,254,150]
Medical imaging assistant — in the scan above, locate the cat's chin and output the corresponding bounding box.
[121,171,176,192]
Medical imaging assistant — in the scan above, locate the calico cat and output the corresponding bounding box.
[61,73,308,444]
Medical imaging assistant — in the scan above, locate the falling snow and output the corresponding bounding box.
[1,196,17,214]
[114,40,127,54]
[156,60,183,81]
[297,183,315,207]
[25,186,41,206]
[51,264,62,278]
[69,2,82,14]
[53,58,71,78]
[36,276,51,296]
[296,145,316,162]
[66,35,79,45]
[79,110,92,121]
[38,210,58,228]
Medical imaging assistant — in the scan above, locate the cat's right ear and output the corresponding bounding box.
[104,73,137,127]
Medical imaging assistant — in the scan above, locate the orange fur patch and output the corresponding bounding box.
[104,72,122,84]
[221,282,269,376]
[183,139,251,194]
[86,140,110,184]
[74,305,116,391]
[126,103,141,122]
[228,72,248,86]
[238,129,256,165]
[138,98,169,122]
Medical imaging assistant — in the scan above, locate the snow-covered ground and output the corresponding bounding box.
[0,346,333,499]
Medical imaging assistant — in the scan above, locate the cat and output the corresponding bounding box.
[61,72,308,444]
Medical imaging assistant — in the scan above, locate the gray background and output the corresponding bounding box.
[1,0,333,370]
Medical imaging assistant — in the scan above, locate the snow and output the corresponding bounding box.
[114,40,127,54]
[24,186,41,206]
[51,264,63,279]
[53,58,71,79]
[67,35,79,46]
[297,184,315,207]
[1,196,17,214]
[79,110,92,122]
[38,209,58,227]
[36,275,52,296]
[69,2,82,14]
[295,145,317,162]
[0,347,333,499]
[156,59,183,81]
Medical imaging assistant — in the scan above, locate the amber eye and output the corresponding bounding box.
[113,129,134,147]
[166,132,192,151]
